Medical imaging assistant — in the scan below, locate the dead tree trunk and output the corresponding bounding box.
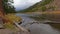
[0,0,5,28]
[0,0,4,15]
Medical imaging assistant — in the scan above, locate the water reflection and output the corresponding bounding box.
[50,24,60,30]
[29,24,60,34]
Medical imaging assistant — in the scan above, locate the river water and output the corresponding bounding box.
[16,13,60,34]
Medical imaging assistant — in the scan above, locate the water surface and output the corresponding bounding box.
[16,13,60,34]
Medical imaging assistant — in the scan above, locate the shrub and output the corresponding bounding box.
[40,6,47,11]
[48,6,56,11]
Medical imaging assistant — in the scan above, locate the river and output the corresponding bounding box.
[16,13,60,34]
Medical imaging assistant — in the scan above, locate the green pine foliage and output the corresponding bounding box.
[2,0,16,14]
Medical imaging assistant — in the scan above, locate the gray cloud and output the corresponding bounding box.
[13,0,42,11]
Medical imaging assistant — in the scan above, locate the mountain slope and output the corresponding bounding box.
[19,0,55,12]
[19,0,60,13]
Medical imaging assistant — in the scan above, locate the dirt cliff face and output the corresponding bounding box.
[35,0,60,11]
[53,0,60,10]
[45,0,60,11]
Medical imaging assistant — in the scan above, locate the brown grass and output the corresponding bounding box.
[42,11,60,22]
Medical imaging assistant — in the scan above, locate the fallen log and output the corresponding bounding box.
[13,21,30,34]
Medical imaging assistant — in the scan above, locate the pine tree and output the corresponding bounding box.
[2,0,16,14]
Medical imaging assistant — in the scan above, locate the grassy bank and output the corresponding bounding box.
[3,14,22,30]
[29,11,60,22]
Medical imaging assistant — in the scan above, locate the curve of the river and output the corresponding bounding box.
[16,13,60,34]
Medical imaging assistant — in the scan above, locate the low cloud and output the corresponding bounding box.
[13,0,42,11]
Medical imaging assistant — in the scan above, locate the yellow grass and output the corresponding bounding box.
[43,11,60,14]
[3,14,22,30]
[4,14,22,23]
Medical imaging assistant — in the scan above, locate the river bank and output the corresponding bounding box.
[0,13,60,34]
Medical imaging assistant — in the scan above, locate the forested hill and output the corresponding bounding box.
[19,0,60,12]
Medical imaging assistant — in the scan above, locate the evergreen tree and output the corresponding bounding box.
[2,0,16,14]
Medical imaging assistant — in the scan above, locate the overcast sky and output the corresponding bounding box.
[13,0,42,11]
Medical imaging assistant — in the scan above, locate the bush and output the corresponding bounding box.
[40,6,47,11]
[41,0,53,6]
[48,6,56,10]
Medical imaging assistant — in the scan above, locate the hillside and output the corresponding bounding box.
[19,0,60,12]
[18,0,60,23]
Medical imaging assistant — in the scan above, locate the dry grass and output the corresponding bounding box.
[41,11,60,21]
[2,14,22,30]
[28,11,60,22]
